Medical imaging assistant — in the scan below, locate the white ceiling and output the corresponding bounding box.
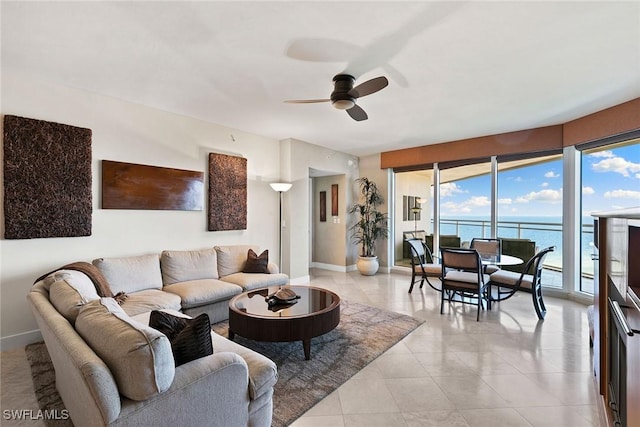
[2,1,639,157]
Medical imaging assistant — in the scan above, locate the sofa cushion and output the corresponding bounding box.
[93,254,163,294]
[45,270,100,323]
[163,279,242,309]
[161,248,218,285]
[215,245,258,277]
[132,309,277,401]
[212,331,278,400]
[119,289,182,317]
[221,273,289,291]
[149,311,213,367]
[243,249,269,274]
[76,298,175,401]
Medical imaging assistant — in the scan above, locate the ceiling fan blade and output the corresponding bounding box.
[346,104,368,121]
[284,99,330,104]
[348,76,388,98]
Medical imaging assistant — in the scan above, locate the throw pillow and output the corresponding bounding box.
[47,270,100,323]
[214,245,258,277]
[76,299,175,401]
[243,249,269,274]
[149,311,213,367]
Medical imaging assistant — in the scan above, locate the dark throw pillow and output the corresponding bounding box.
[243,249,269,273]
[149,311,213,367]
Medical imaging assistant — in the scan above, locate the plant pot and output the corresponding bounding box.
[357,256,379,276]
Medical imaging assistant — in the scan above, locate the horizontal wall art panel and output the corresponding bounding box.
[208,153,247,231]
[3,115,92,239]
[102,160,204,210]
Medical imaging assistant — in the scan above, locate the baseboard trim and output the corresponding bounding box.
[390,265,412,275]
[310,262,349,272]
[1,329,42,351]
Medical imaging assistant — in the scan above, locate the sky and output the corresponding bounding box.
[437,142,640,218]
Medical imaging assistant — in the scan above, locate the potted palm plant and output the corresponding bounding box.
[349,177,389,275]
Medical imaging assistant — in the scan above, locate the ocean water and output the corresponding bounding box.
[438,216,596,274]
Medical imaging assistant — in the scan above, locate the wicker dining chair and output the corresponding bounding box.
[487,246,556,320]
[470,238,502,274]
[406,238,441,293]
[439,247,491,321]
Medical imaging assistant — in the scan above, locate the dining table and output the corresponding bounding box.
[479,253,523,266]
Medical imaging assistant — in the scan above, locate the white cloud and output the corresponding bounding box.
[541,182,549,187]
[604,189,640,199]
[515,189,563,203]
[589,150,614,158]
[582,186,595,195]
[467,196,491,207]
[592,156,640,177]
[544,171,560,178]
[441,196,490,213]
[439,182,465,197]
[498,198,512,205]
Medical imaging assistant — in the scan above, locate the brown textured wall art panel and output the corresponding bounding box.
[208,153,247,231]
[102,160,204,210]
[3,115,92,239]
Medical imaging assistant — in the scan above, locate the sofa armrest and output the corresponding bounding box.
[117,352,252,427]
[267,262,279,274]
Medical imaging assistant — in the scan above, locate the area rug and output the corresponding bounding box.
[25,300,423,427]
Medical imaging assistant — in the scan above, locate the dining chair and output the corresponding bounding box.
[406,238,441,293]
[470,238,502,273]
[439,247,491,321]
[487,246,555,319]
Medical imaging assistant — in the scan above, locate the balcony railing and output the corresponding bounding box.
[435,217,595,293]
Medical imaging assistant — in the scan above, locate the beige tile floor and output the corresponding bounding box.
[291,269,602,427]
[0,268,601,427]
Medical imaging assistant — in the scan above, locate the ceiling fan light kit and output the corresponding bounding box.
[286,73,388,121]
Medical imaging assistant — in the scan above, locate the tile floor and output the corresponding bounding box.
[0,268,601,427]
[291,268,601,427]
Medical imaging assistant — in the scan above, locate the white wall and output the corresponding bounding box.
[280,139,359,280]
[0,72,284,348]
[312,175,347,269]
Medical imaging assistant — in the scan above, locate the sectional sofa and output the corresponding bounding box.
[27,245,288,427]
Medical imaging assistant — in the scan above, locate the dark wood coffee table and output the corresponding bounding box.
[228,285,340,360]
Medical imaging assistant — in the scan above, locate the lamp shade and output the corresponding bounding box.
[270,182,292,192]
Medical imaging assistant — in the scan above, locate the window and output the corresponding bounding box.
[497,154,563,288]
[579,138,640,293]
[439,161,492,249]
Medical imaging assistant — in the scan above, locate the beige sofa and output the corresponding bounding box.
[27,245,288,427]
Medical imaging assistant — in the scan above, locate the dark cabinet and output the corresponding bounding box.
[593,209,640,427]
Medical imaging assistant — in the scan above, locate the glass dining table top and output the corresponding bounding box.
[479,253,523,266]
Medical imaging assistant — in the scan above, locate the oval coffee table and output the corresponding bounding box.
[228,285,340,360]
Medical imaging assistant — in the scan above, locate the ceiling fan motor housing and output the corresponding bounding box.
[331,74,356,110]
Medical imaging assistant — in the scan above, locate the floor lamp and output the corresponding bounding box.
[270,182,292,272]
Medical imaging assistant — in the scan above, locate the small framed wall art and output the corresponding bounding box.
[331,184,338,216]
[320,191,327,222]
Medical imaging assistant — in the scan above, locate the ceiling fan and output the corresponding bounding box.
[285,74,388,121]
